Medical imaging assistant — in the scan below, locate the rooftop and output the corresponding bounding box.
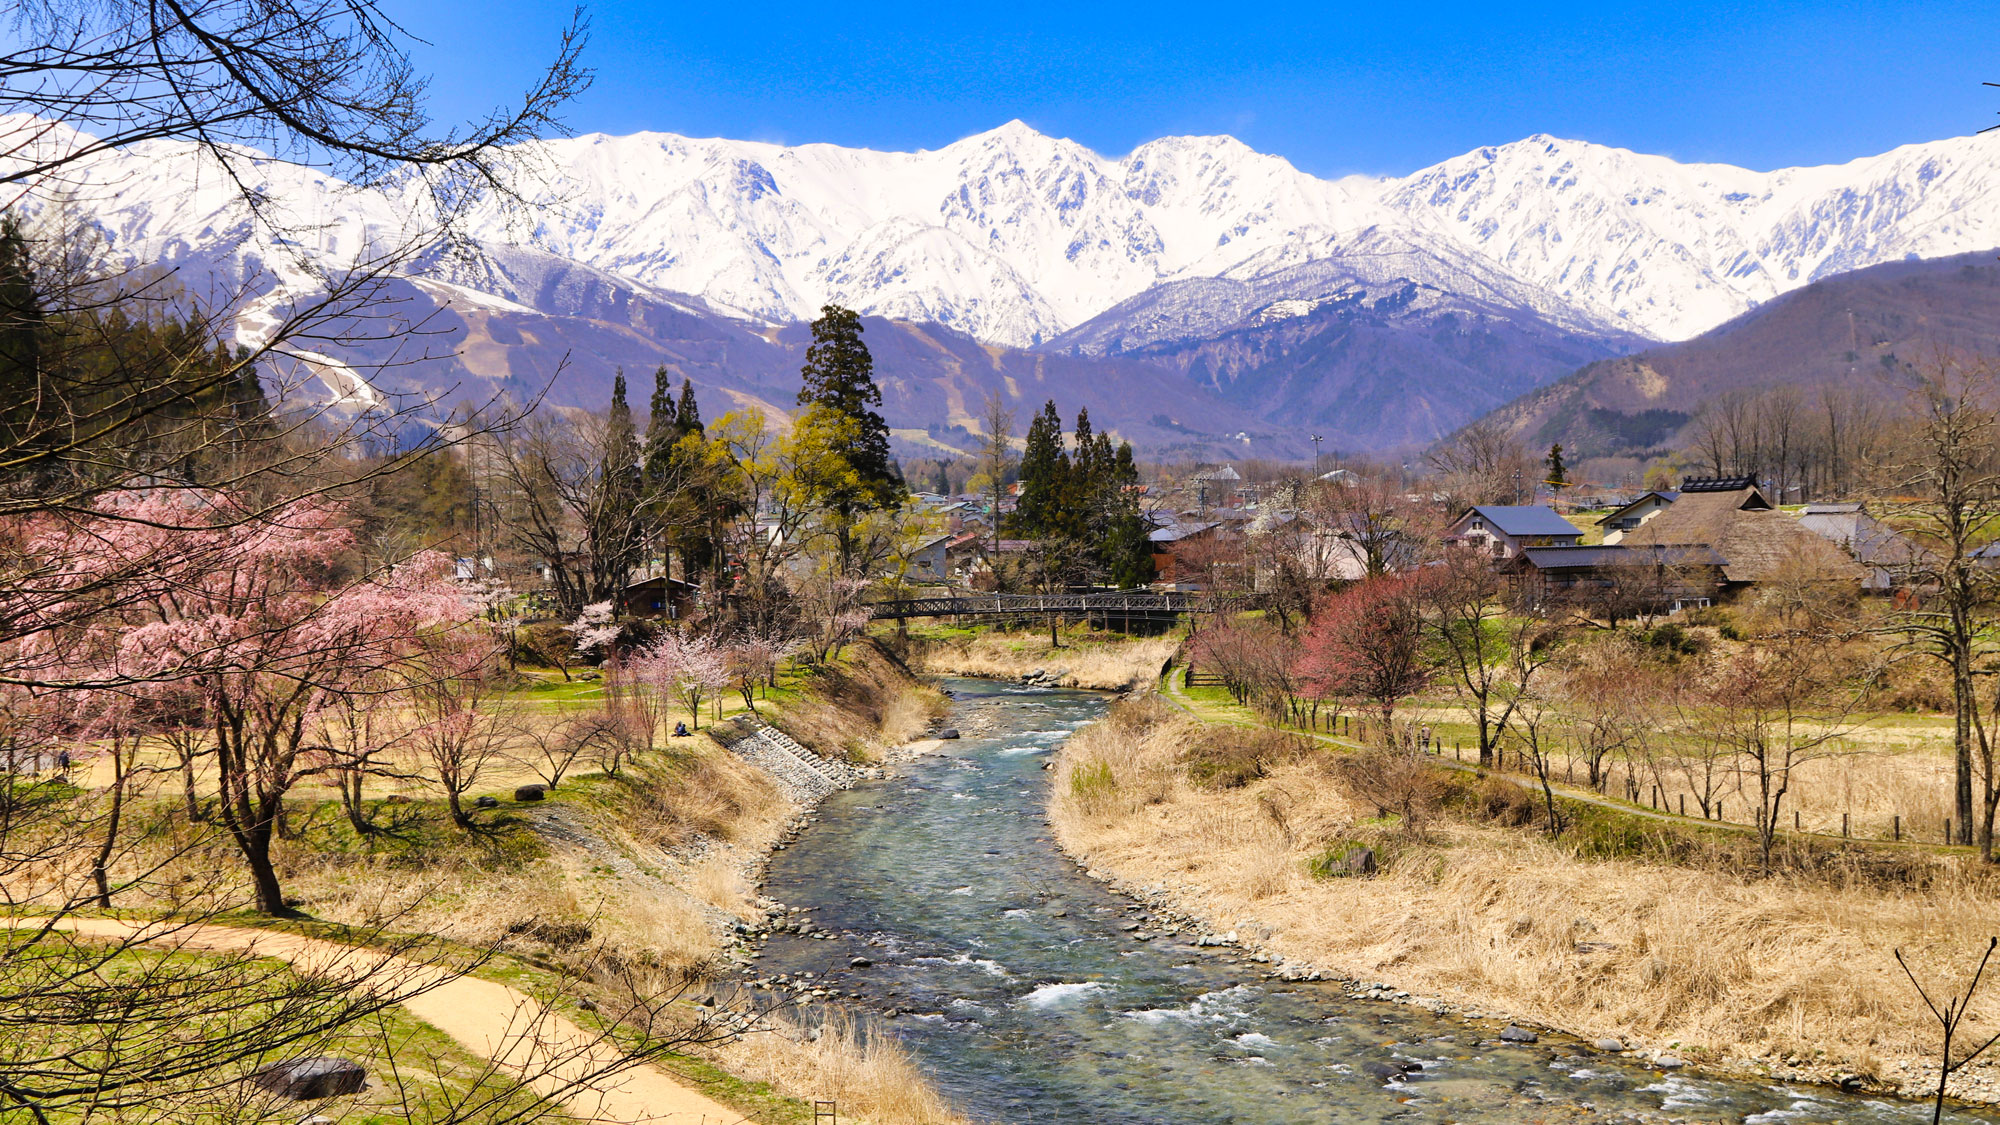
[1460,505,1585,539]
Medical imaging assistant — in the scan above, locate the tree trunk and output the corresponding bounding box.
[1957,639,1977,844]
[340,772,374,835]
[180,750,203,823]
[91,745,128,908]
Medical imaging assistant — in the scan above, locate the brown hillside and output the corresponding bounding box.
[1472,251,2000,459]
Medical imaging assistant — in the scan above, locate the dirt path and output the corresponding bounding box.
[20,917,754,1124]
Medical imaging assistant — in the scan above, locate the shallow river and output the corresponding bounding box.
[754,678,1997,1124]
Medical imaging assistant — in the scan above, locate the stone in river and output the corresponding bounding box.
[937,729,960,739]
[1499,1025,1538,1043]
[1594,1038,1625,1052]
[849,957,873,968]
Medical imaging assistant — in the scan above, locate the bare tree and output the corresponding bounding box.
[1898,937,2000,1125]
[976,390,1015,557]
[1702,639,1870,872]
[1425,418,1535,506]
[1423,546,1557,766]
[1885,356,2000,850]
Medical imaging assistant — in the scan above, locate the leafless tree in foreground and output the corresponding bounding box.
[1899,937,2000,1125]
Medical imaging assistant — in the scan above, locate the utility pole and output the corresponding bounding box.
[1310,433,1324,475]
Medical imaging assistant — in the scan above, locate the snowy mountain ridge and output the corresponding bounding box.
[442,122,2000,348]
[11,115,2000,353]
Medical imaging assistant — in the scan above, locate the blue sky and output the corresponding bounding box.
[399,0,1998,177]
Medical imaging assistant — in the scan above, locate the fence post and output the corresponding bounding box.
[1679,794,1685,817]
[1894,814,1901,842]
[1947,818,1953,845]
[1842,813,1849,838]
[1794,809,1800,831]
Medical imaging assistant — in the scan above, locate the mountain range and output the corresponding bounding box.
[11,114,2000,456]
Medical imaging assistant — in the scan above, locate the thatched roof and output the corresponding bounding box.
[1620,485,1863,584]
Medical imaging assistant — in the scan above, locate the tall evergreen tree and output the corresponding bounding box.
[595,371,644,592]
[675,377,703,436]
[1102,441,1154,588]
[0,214,44,463]
[1014,400,1067,539]
[644,366,675,458]
[797,305,899,509]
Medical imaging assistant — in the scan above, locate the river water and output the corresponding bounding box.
[754,677,1995,1124]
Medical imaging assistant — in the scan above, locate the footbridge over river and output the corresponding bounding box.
[866,591,1203,623]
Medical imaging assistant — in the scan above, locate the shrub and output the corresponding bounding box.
[1645,623,1702,657]
[1334,747,1445,838]
[1180,727,1310,790]
[1068,759,1117,811]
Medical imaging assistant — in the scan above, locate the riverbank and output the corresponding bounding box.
[1048,695,2000,1109]
[897,623,1177,691]
[268,640,958,1124]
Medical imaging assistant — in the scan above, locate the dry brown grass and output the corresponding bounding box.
[712,1009,965,1125]
[906,628,1177,691]
[1051,698,2000,1100]
[781,642,950,761]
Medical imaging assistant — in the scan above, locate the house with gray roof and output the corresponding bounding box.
[1446,505,1583,560]
[1797,502,1920,591]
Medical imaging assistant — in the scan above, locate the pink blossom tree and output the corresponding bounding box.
[625,631,731,732]
[20,494,472,914]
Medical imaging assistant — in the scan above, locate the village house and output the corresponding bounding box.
[1617,477,1863,594]
[1508,543,1725,615]
[1445,505,1584,559]
[1797,502,1921,591]
[1596,490,1680,544]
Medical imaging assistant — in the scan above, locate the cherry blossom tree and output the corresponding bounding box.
[727,628,800,712]
[405,629,511,830]
[20,493,472,914]
[626,632,730,732]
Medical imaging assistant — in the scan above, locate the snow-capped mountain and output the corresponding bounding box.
[437,122,2000,347]
[21,113,2000,351]
[13,114,2000,449]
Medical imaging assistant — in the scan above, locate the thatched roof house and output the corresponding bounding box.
[1619,480,1864,588]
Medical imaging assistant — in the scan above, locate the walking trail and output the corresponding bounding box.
[19,917,754,1125]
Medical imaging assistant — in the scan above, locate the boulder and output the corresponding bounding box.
[1594,1038,1625,1052]
[937,729,960,740]
[474,795,499,809]
[849,956,873,968]
[514,784,546,802]
[251,1057,366,1100]
[1361,1061,1403,1082]
[1329,847,1377,877]
[1499,1025,1538,1044]
[1655,1053,1686,1069]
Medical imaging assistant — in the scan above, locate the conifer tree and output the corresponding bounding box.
[1014,400,1068,539]
[797,305,899,510]
[675,377,704,436]
[595,371,644,590]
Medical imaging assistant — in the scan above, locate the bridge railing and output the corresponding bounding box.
[866,591,1205,620]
